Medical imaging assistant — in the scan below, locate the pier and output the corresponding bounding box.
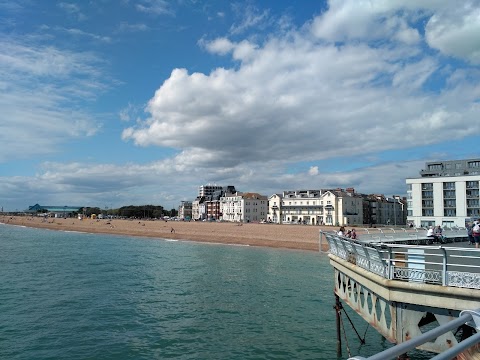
[321,229,480,359]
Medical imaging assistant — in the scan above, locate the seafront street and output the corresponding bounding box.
[2,216,329,252]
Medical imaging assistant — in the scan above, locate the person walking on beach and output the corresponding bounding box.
[171,227,175,233]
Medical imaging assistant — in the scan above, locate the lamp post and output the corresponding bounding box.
[393,197,397,226]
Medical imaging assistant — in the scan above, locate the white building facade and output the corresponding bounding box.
[322,191,363,226]
[178,201,192,220]
[199,184,223,197]
[220,192,268,222]
[267,189,363,226]
[406,159,480,228]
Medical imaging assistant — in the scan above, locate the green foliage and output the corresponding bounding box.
[84,207,102,216]
[117,205,165,219]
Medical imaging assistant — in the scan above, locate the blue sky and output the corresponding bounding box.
[1,0,480,212]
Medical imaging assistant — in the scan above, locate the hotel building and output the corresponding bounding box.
[406,159,480,228]
[220,192,268,223]
[267,189,363,226]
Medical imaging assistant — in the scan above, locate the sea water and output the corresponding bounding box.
[0,224,430,359]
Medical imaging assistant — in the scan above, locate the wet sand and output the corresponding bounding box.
[2,216,332,252]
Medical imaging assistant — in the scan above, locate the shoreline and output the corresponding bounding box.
[1,216,331,252]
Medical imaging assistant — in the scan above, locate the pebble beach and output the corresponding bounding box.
[2,216,331,252]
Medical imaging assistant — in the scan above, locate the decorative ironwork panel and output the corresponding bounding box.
[447,271,480,289]
[334,269,396,342]
[394,267,441,284]
[370,261,387,277]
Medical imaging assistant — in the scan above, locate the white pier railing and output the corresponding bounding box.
[322,231,480,290]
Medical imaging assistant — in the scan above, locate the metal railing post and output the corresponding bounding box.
[441,246,447,286]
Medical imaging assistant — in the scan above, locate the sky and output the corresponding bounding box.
[1,0,480,212]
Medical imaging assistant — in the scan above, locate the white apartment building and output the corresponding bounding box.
[199,184,223,197]
[269,190,323,225]
[406,159,480,228]
[178,201,192,220]
[220,192,268,222]
[322,191,363,226]
[268,189,362,226]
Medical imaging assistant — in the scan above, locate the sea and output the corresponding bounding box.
[0,223,432,360]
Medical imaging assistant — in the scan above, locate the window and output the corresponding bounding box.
[467,190,480,198]
[445,163,452,169]
[422,191,433,199]
[444,200,456,207]
[455,162,462,169]
[428,164,442,170]
[422,209,434,216]
[422,183,433,190]
[443,190,456,198]
[467,209,480,217]
[406,184,412,191]
[467,199,479,207]
[466,181,478,189]
[422,200,433,207]
[444,209,456,216]
[468,161,480,168]
[443,182,455,190]
[407,210,413,216]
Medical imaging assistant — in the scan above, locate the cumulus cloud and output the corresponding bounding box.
[117,0,480,210]
[0,156,424,211]
[123,30,479,167]
[311,0,480,64]
[425,3,480,64]
[3,1,480,211]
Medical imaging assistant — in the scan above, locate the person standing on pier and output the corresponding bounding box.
[472,220,480,249]
[467,223,474,245]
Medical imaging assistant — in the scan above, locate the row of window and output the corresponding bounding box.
[410,181,480,192]
[427,161,480,171]
[422,209,457,216]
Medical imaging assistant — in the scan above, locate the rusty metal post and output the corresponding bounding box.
[335,294,342,357]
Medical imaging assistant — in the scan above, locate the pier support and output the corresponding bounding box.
[335,294,342,357]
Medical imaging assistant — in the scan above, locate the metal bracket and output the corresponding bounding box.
[459,309,480,330]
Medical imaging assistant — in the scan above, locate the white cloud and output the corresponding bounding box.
[0,36,110,162]
[117,22,148,33]
[123,32,479,167]
[230,3,271,35]
[311,0,480,65]
[135,0,172,16]
[425,3,480,64]
[308,166,319,176]
[201,37,235,55]
[0,156,425,212]
[58,2,86,21]
[117,1,480,211]
[62,27,111,42]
